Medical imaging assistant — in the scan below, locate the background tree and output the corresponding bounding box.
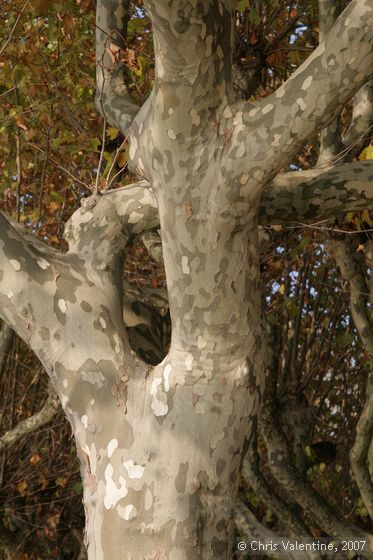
[1,0,373,558]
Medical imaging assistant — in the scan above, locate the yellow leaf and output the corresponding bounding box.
[17,480,28,496]
[107,127,119,141]
[279,284,285,295]
[362,209,373,227]
[359,145,373,160]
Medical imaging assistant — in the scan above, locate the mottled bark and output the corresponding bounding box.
[235,501,319,560]
[105,162,373,234]
[260,161,373,225]
[317,0,343,165]
[235,0,373,178]
[242,427,311,538]
[327,240,373,520]
[344,79,373,148]
[260,405,373,547]
[2,0,373,558]
[96,0,139,133]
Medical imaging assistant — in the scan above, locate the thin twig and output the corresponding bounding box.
[37,106,53,230]
[0,0,30,57]
[29,143,89,189]
[105,135,128,188]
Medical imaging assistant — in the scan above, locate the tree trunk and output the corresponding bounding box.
[80,351,257,558]
[2,0,373,558]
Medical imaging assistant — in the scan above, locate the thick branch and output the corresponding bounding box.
[259,161,373,225]
[235,501,319,560]
[145,0,234,102]
[238,1,373,177]
[327,239,373,519]
[0,182,159,396]
[242,428,311,538]
[96,0,139,133]
[0,320,13,375]
[260,406,373,548]
[0,383,60,451]
[343,80,373,148]
[82,164,373,231]
[317,0,343,165]
[0,212,57,346]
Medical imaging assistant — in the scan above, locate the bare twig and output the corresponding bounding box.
[0,383,60,452]
[0,0,30,57]
[29,143,89,189]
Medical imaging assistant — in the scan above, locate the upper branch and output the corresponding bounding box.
[343,79,373,148]
[145,0,235,105]
[259,161,373,225]
[96,0,140,134]
[237,0,373,179]
[317,0,343,165]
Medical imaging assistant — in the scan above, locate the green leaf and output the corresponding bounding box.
[236,0,250,11]
[72,482,83,494]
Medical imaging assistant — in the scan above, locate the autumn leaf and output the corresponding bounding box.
[30,454,42,466]
[359,145,373,160]
[17,479,28,496]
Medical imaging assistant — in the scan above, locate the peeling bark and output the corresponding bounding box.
[317,0,343,165]
[96,0,140,133]
[2,0,373,558]
[343,80,373,148]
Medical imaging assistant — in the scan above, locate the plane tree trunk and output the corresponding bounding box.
[1,0,373,558]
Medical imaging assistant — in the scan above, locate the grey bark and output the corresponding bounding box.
[317,0,343,165]
[343,80,373,148]
[327,239,373,521]
[235,500,319,560]
[1,1,373,558]
[0,320,13,377]
[242,427,311,538]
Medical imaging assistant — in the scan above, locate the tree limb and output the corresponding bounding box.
[343,80,373,148]
[317,0,343,165]
[0,320,13,376]
[96,0,140,134]
[0,184,160,396]
[144,0,234,104]
[101,162,373,231]
[0,211,57,346]
[327,239,373,520]
[259,161,373,225]
[107,163,373,229]
[242,426,311,538]
[0,383,60,451]
[238,1,373,178]
[235,500,320,560]
[260,404,373,549]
